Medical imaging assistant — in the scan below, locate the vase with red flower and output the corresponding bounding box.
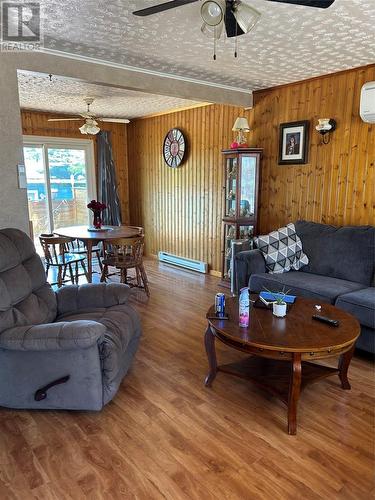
[87,200,107,230]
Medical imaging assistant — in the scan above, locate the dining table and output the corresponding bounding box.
[54,225,142,283]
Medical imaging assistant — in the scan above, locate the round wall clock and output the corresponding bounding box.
[163,128,186,168]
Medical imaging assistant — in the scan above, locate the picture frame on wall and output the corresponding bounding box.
[279,120,310,165]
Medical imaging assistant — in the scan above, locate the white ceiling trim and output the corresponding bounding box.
[37,47,252,94]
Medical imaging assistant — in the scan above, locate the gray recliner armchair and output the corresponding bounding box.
[0,228,142,410]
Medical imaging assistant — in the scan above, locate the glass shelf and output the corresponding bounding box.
[225,158,237,218]
[240,156,256,218]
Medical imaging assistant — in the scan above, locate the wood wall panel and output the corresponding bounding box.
[21,111,129,223]
[127,104,243,272]
[255,64,375,231]
[129,65,375,272]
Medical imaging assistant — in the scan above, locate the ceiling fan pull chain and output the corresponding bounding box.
[213,26,217,60]
[234,16,238,58]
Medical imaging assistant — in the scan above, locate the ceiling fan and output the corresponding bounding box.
[47,97,130,135]
[133,1,335,48]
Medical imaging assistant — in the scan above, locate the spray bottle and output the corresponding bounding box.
[239,287,250,328]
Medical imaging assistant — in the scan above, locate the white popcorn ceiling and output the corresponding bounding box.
[39,0,375,90]
[19,0,375,117]
[17,71,201,119]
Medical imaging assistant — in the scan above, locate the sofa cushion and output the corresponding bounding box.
[254,223,309,274]
[249,271,365,304]
[295,220,375,286]
[57,303,142,403]
[336,288,375,330]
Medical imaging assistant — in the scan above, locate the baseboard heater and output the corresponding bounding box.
[158,251,208,274]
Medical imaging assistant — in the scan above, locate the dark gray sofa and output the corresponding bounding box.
[0,228,142,410]
[236,221,375,354]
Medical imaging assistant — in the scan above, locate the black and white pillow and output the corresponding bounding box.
[254,223,309,274]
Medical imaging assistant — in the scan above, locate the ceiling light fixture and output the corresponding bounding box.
[201,0,226,59]
[200,1,261,60]
[79,119,100,135]
[201,0,225,26]
[233,1,261,34]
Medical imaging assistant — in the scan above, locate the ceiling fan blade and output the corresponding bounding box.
[225,3,244,38]
[47,118,83,122]
[267,0,335,8]
[133,0,198,17]
[98,118,131,124]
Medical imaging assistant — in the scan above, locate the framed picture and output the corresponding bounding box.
[279,121,310,165]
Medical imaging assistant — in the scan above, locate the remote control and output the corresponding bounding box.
[312,314,339,327]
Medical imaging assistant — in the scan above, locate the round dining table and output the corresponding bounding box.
[54,225,142,282]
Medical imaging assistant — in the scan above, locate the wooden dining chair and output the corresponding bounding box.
[100,236,150,296]
[39,235,89,287]
[66,238,103,272]
[124,226,144,236]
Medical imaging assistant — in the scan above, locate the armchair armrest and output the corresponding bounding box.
[235,249,267,293]
[56,283,132,316]
[0,320,106,351]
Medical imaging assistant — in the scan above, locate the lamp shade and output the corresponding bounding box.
[79,119,100,135]
[233,1,261,34]
[232,117,250,131]
[201,0,225,26]
[201,20,224,39]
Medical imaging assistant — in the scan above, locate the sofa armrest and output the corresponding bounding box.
[235,249,267,292]
[0,320,106,351]
[56,283,133,316]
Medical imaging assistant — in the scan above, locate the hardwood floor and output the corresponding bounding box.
[0,259,374,499]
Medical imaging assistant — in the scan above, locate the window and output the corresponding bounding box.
[23,136,96,243]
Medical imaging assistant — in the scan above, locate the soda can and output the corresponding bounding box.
[215,293,225,317]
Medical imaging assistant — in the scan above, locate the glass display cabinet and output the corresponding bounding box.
[221,148,262,285]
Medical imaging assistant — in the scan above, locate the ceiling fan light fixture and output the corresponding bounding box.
[201,0,225,26]
[79,119,100,135]
[201,20,223,39]
[233,1,261,34]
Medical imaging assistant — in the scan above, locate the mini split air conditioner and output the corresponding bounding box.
[360,82,375,123]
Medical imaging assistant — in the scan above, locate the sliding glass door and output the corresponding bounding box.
[23,137,96,243]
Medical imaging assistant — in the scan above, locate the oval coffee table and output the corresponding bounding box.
[204,296,360,435]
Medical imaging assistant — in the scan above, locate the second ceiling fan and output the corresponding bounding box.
[48,97,130,135]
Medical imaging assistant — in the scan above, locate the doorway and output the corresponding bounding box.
[23,137,96,244]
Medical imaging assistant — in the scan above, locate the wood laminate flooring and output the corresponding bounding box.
[0,259,374,499]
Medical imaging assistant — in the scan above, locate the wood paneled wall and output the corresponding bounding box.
[127,105,244,273]
[128,64,375,273]
[254,64,375,232]
[21,111,130,223]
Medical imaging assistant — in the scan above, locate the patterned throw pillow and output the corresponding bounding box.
[254,223,309,274]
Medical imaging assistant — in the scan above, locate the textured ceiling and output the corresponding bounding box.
[17,71,201,118]
[39,0,375,90]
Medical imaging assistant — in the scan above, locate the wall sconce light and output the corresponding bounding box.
[231,117,250,148]
[315,118,336,144]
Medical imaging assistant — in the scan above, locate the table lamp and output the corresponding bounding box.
[231,117,250,148]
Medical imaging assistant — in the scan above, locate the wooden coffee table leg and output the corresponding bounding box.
[338,343,355,390]
[288,352,302,435]
[204,326,217,387]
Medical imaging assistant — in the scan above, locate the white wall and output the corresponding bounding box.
[0,59,29,233]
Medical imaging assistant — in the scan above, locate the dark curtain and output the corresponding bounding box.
[97,131,122,226]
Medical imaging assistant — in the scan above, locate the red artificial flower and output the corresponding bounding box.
[87,200,107,212]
